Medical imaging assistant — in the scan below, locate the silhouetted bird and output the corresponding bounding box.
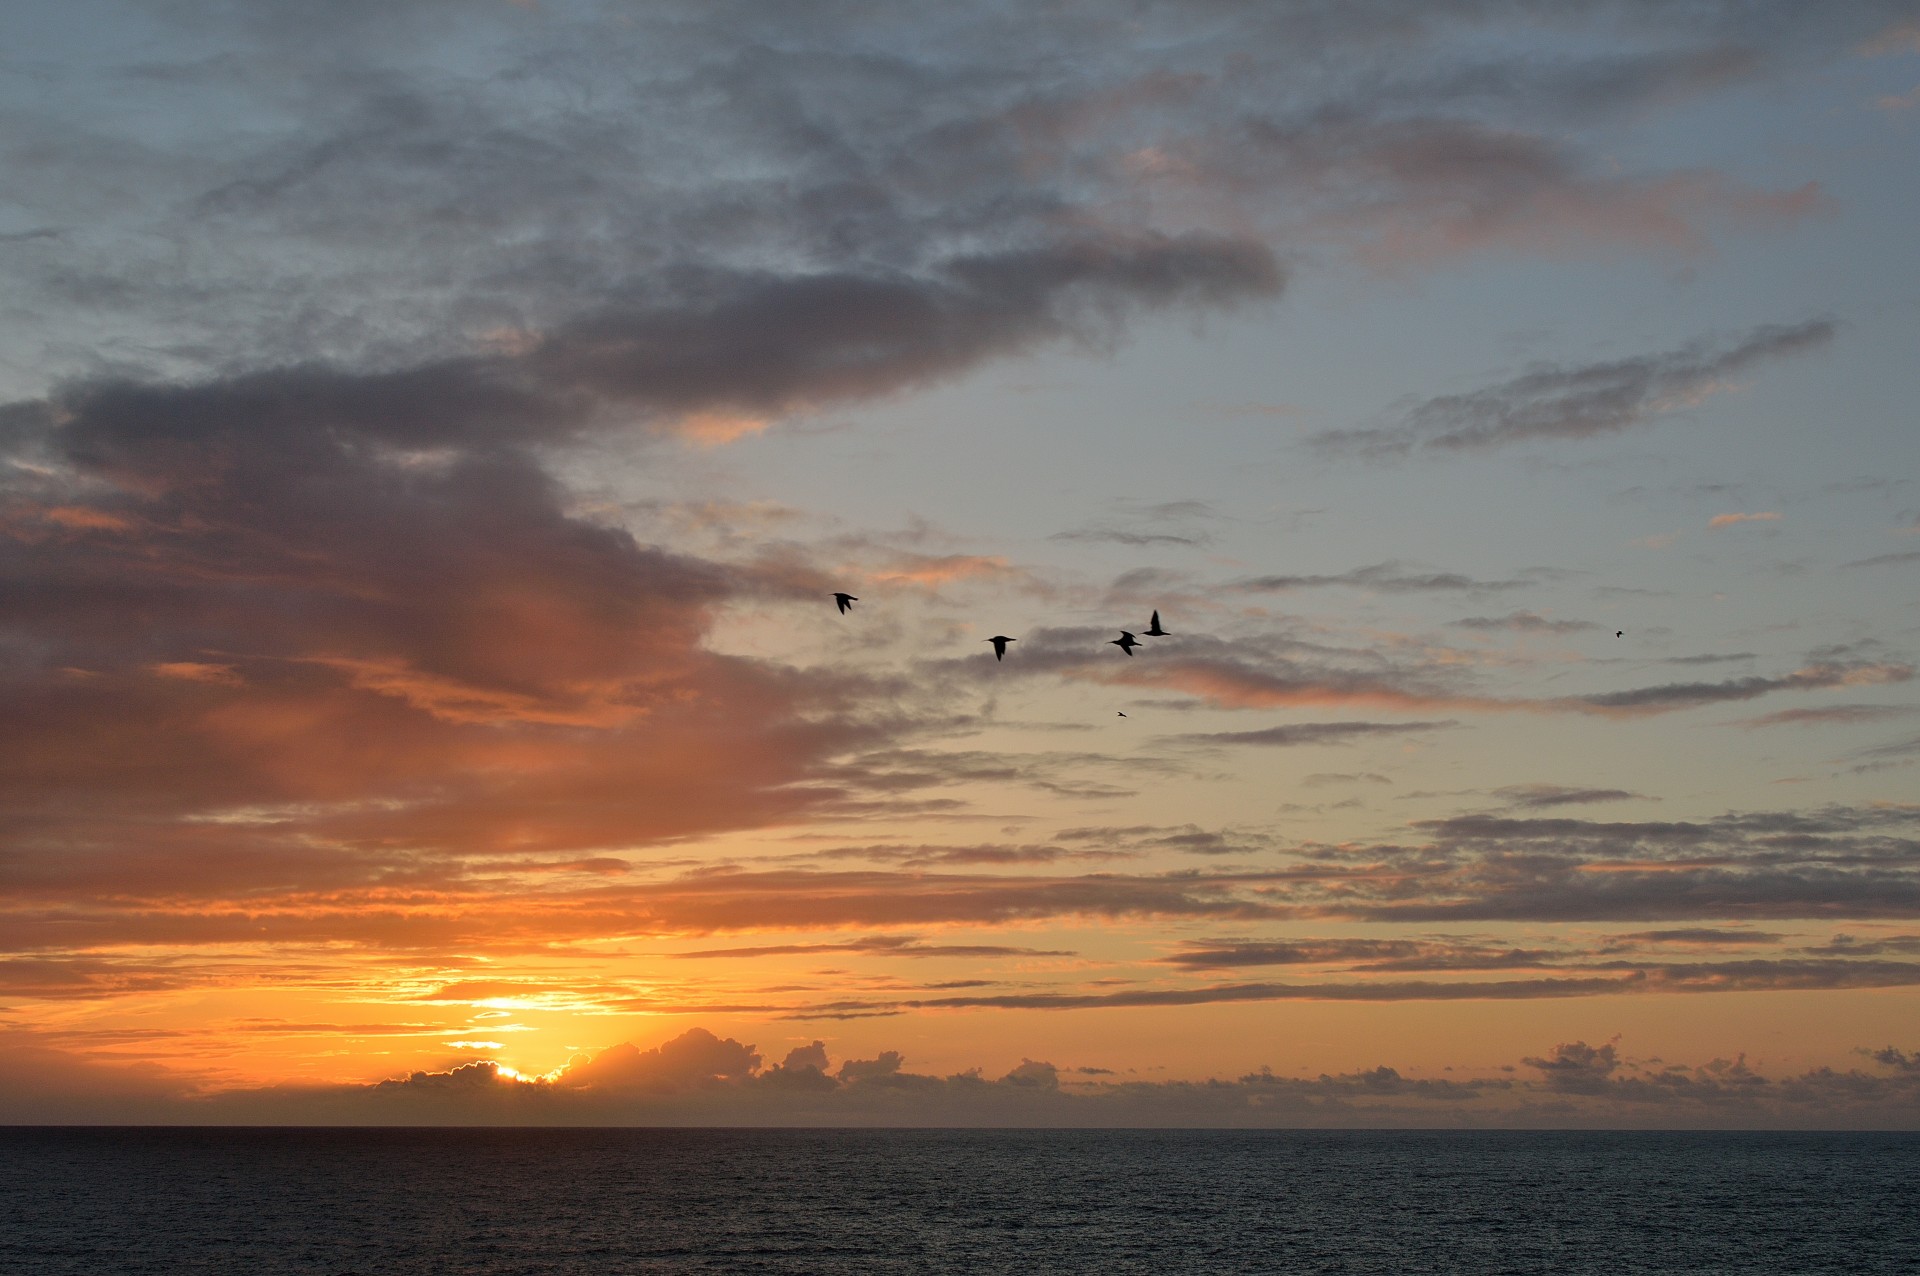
[987,635,1015,661]
[833,593,858,614]
[1616,630,1624,638]
[1117,711,1127,717]
[1110,631,1139,656]
[1145,610,1168,637]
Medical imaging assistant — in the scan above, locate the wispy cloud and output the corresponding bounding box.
[1739,705,1917,728]
[1053,499,1222,548]
[1845,550,1920,568]
[1452,611,1598,634]
[1177,720,1456,748]
[1492,784,1642,808]
[1311,321,1835,458]
[1232,562,1528,593]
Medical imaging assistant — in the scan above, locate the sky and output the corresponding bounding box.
[3,0,1919,1128]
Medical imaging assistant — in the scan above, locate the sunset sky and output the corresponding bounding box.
[4,0,1920,1126]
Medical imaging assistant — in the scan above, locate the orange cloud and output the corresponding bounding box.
[1708,511,1781,528]
[674,410,774,447]
[149,661,244,685]
[868,553,1016,588]
[43,505,134,532]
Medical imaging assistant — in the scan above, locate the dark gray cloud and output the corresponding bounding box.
[1019,624,1910,722]
[1803,934,1920,957]
[1853,735,1920,762]
[1312,321,1835,458]
[1561,659,1911,715]
[1844,551,1920,569]
[674,935,1075,960]
[1053,529,1213,548]
[1051,824,1277,858]
[1524,1040,1622,1094]
[1739,704,1917,728]
[1492,784,1642,809]
[3,0,1870,399]
[720,956,1920,1018]
[1157,936,1556,972]
[1178,720,1456,748]
[1053,499,1223,548]
[1304,772,1393,787]
[1610,928,1787,945]
[1331,805,1920,923]
[1233,562,1528,594]
[1453,611,1598,634]
[523,237,1281,425]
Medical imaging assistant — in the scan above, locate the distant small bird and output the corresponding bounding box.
[1110,631,1139,656]
[1616,631,1624,638]
[986,635,1015,661]
[1117,711,1127,717]
[833,593,858,614]
[1145,610,1168,637]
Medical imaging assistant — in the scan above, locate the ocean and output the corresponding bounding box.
[2,1128,1914,1274]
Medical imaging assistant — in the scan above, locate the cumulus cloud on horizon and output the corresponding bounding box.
[5,1025,1915,1129]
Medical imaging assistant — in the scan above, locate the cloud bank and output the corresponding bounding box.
[5,1026,1915,1128]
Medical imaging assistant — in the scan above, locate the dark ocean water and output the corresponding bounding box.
[1,1128,1914,1275]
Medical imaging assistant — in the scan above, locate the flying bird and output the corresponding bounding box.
[1110,631,1139,656]
[833,593,858,614]
[1145,610,1168,637]
[1117,711,1127,717]
[1616,631,1624,638]
[986,636,1015,661]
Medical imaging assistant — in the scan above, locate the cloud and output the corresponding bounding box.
[1047,629,1909,721]
[1177,720,1456,748]
[1708,511,1782,528]
[1862,20,1920,57]
[1560,659,1912,717]
[4,0,1869,389]
[1311,321,1835,458]
[1738,705,1917,728]
[1452,612,1598,634]
[1330,805,1920,924]
[524,237,1283,431]
[1611,928,1787,945]
[554,1028,761,1092]
[1157,936,1556,972]
[1524,1040,1621,1094]
[1232,562,1527,593]
[1845,550,1920,568]
[1052,528,1213,548]
[8,1025,1917,1127]
[1853,735,1920,764]
[1303,772,1393,788]
[0,215,1290,893]
[674,935,1075,960]
[1053,499,1221,548]
[0,369,901,866]
[760,959,1920,1018]
[1492,784,1642,808]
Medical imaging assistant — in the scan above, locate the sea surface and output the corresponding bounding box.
[2,1128,1914,1275]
